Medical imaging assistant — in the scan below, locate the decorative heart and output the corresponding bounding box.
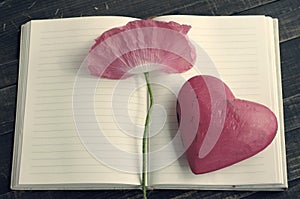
[177,75,278,174]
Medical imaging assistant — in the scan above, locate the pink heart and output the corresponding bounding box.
[177,75,278,174]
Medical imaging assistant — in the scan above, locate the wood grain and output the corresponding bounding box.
[0,0,299,198]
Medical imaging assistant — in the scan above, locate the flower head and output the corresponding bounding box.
[88,19,196,79]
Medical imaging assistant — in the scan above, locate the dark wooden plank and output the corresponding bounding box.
[148,190,255,199]
[0,132,13,195]
[156,0,277,16]
[285,128,300,181]
[0,0,277,22]
[279,38,300,133]
[284,94,300,132]
[0,0,299,198]
[280,37,300,99]
[0,60,18,89]
[0,189,143,199]
[0,85,16,194]
[235,0,300,42]
[0,85,16,125]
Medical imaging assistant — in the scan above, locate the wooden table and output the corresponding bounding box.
[0,0,299,198]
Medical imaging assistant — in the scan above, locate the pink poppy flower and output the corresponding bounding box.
[86,20,196,199]
[87,19,196,79]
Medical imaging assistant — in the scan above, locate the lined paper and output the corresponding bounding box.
[149,16,283,186]
[19,17,146,185]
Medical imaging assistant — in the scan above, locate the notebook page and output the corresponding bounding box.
[266,18,287,186]
[18,17,146,186]
[148,16,282,186]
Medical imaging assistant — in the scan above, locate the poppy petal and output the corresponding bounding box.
[88,20,196,79]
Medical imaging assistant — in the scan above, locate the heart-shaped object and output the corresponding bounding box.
[177,75,278,174]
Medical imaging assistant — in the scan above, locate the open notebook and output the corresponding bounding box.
[11,15,287,190]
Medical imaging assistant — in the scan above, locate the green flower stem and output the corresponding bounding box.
[142,72,153,199]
